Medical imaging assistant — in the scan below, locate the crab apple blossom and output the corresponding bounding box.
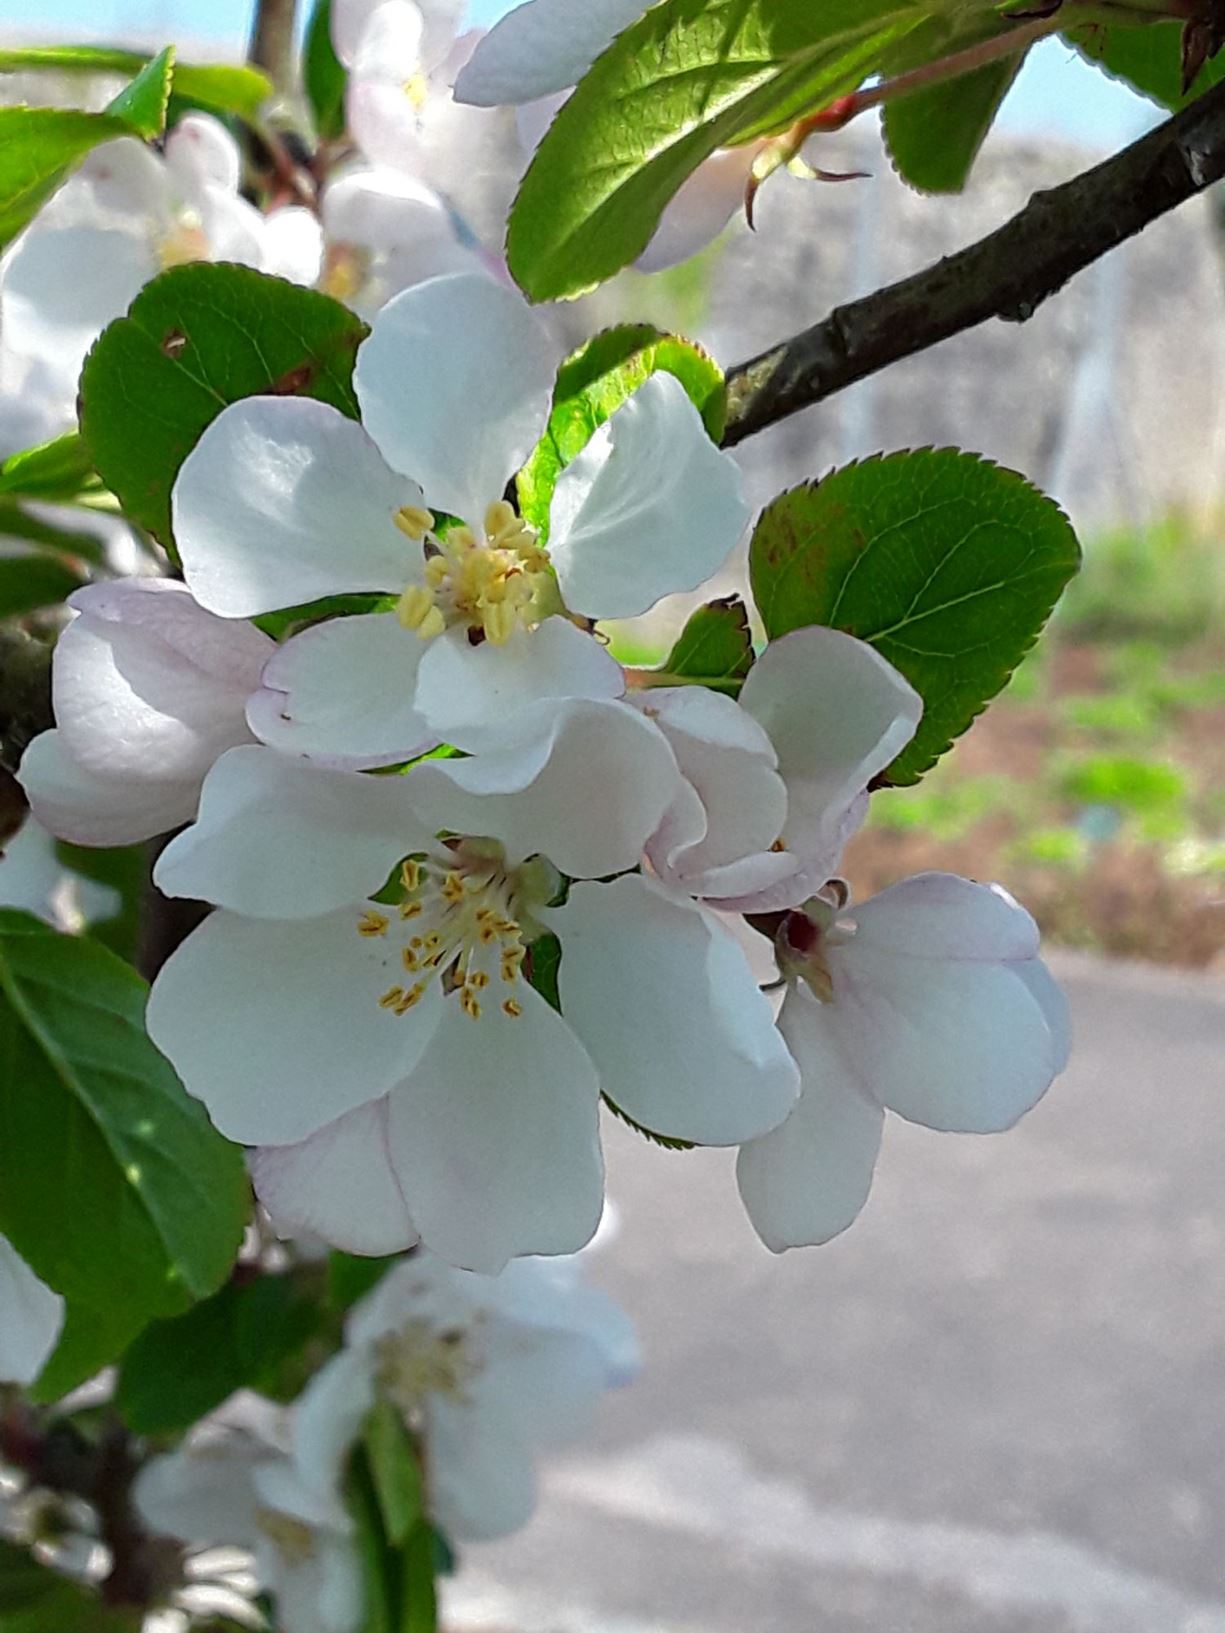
[145,728,799,1272]
[0,121,320,407]
[0,1236,64,1385]
[0,814,121,933]
[737,873,1072,1252]
[639,626,923,914]
[173,271,748,765]
[18,579,274,846]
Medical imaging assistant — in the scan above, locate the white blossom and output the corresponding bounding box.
[0,1235,63,1385]
[737,873,1072,1251]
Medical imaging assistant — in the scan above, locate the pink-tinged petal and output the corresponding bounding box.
[154,746,429,920]
[387,985,604,1273]
[414,617,624,752]
[550,875,799,1145]
[0,1236,64,1386]
[548,373,748,620]
[247,613,436,770]
[350,0,424,78]
[251,1100,418,1257]
[407,698,680,878]
[730,627,922,911]
[163,113,243,194]
[637,687,786,886]
[347,78,427,176]
[849,873,1041,962]
[832,931,1066,1135]
[146,908,445,1146]
[636,146,756,273]
[174,396,423,617]
[736,984,884,1252]
[355,273,554,526]
[453,0,650,105]
[54,579,271,783]
[18,729,200,846]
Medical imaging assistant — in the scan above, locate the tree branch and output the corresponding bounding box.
[723,74,1225,445]
[247,0,299,94]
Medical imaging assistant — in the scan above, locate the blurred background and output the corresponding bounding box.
[2,4,1224,1628]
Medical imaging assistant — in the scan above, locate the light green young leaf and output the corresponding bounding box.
[0,434,98,504]
[750,449,1081,784]
[304,0,349,141]
[653,594,755,694]
[0,911,249,1395]
[517,325,725,535]
[0,501,106,566]
[364,1399,426,1548]
[884,24,1027,192]
[1066,17,1225,110]
[0,48,174,250]
[80,262,368,553]
[0,46,269,121]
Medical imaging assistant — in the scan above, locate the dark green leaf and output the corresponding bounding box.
[1066,17,1225,109]
[304,0,349,142]
[0,47,268,122]
[0,502,106,566]
[0,556,85,621]
[749,449,1081,784]
[0,1539,138,1631]
[507,0,938,300]
[0,48,173,249]
[364,1399,425,1547]
[526,932,561,1013]
[0,435,97,503]
[117,1274,322,1432]
[0,911,249,1394]
[401,1523,439,1633]
[54,842,143,963]
[349,1448,396,1633]
[80,262,369,553]
[517,325,725,534]
[655,594,755,693]
[328,1250,400,1311]
[884,47,1025,192]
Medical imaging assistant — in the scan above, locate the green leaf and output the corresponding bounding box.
[0,556,85,621]
[117,1274,322,1432]
[0,435,97,503]
[507,0,939,300]
[526,932,562,1013]
[1066,17,1225,110]
[80,262,369,553]
[401,1523,440,1633]
[304,0,348,141]
[0,47,269,121]
[328,1250,399,1311]
[0,502,106,566]
[0,48,173,250]
[0,1539,138,1631]
[517,325,725,534]
[54,842,144,963]
[884,46,1025,192]
[349,1448,397,1633]
[749,449,1081,784]
[0,911,249,1393]
[364,1400,425,1548]
[654,594,755,693]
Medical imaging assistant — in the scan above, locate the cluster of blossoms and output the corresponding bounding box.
[133,1246,635,1633]
[17,270,1070,1293]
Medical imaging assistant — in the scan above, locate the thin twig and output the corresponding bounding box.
[723,74,1225,444]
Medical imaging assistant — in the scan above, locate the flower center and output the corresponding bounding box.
[777,881,853,1002]
[320,241,371,303]
[402,71,430,112]
[256,1508,316,1567]
[158,212,209,270]
[375,1317,483,1419]
[393,501,561,646]
[358,843,556,1022]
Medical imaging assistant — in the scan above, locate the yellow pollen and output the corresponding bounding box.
[320,242,368,303]
[441,871,467,904]
[401,859,422,891]
[394,983,426,1015]
[394,505,435,542]
[376,1320,481,1415]
[257,1508,316,1566]
[460,988,482,1020]
[399,900,424,920]
[403,70,429,111]
[379,985,406,1009]
[158,217,209,270]
[468,971,490,990]
[502,998,523,1018]
[359,909,391,937]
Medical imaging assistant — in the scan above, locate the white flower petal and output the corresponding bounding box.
[727,627,923,911]
[486,1258,639,1383]
[407,698,680,878]
[251,1100,418,1257]
[833,935,1065,1135]
[355,273,554,525]
[548,373,747,620]
[849,872,1040,962]
[453,0,650,105]
[414,617,624,751]
[175,396,423,617]
[147,908,445,1146]
[247,613,436,769]
[551,875,799,1144]
[388,985,604,1273]
[134,1444,266,1549]
[468,1324,610,1447]
[154,746,429,919]
[163,112,243,194]
[54,579,271,783]
[736,984,884,1252]
[19,728,201,846]
[271,1536,363,1633]
[426,1400,538,1540]
[347,79,427,177]
[0,1236,64,1385]
[636,146,756,272]
[353,0,425,80]
[260,205,326,285]
[1013,956,1072,1075]
[290,1348,377,1497]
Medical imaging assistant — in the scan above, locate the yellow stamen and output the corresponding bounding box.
[394,504,436,541]
[359,909,390,937]
[502,998,523,1018]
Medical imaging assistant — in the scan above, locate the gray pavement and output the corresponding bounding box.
[447,952,1225,1633]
